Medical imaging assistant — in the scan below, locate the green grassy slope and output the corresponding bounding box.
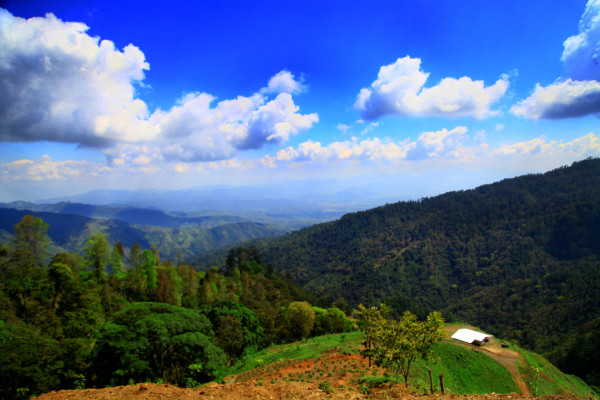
[228,332,597,397]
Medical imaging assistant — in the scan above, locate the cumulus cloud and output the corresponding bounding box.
[236,93,318,150]
[265,126,481,166]
[0,10,317,163]
[491,133,600,160]
[260,127,599,171]
[261,70,306,94]
[511,79,600,119]
[562,0,600,81]
[514,1,600,119]
[355,56,509,120]
[0,9,149,147]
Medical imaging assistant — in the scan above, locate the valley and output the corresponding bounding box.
[1,159,599,399]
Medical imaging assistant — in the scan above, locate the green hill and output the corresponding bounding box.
[206,158,600,388]
[227,331,595,397]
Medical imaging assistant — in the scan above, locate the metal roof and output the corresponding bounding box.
[451,328,492,344]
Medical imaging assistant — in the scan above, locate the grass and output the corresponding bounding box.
[415,343,518,394]
[227,332,362,376]
[227,330,596,397]
[515,346,597,398]
[355,343,518,395]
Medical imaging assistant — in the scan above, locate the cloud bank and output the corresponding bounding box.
[355,56,509,120]
[263,130,599,169]
[0,10,317,163]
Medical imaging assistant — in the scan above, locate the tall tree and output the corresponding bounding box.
[284,301,316,341]
[141,249,158,295]
[84,233,110,282]
[12,214,49,267]
[109,243,125,280]
[129,242,142,269]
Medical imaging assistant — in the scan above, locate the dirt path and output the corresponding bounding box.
[444,326,530,395]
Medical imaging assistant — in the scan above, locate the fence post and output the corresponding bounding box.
[428,368,434,394]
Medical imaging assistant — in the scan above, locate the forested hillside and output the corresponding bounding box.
[241,158,600,388]
[0,211,352,400]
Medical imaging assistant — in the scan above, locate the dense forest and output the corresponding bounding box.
[194,158,600,389]
[0,218,352,400]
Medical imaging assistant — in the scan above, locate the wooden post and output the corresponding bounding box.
[439,373,445,394]
[428,368,434,394]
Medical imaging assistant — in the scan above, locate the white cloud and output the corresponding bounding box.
[261,70,306,94]
[511,79,600,119]
[0,10,318,164]
[404,126,471,160]
[0,9,149,147]
[236,93,318,150]
[562,0,600,81]
[337,123,351,133]
[492,133,600,158]
[266,126,479,165]
[259,128,599,172]
[514,1,600,120]
[355,56,509,120]
[0,155,110,181]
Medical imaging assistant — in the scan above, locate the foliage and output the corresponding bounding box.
[84,233,110,282]
[92,302,226,386]
[1,213,344,398]
[360,305,445,386]
[203,300,265,365]
[251,158,600,386]
[283,301,316,341]
[516,345,596,397]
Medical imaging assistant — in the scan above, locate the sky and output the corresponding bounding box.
[1,0,599,205]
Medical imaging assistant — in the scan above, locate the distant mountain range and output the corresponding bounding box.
[0,203,286,261]
[33,181,410,230]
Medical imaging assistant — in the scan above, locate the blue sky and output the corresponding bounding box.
[1,0,599,205]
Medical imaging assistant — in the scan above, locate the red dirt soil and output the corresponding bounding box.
[34,382,586,400]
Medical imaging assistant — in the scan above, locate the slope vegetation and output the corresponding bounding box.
[248,158,600,386]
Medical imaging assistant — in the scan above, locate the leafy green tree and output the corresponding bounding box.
[177,263,199,308]
[203,300,264,363]
[47,261,102,338]
[109,243,125,280]
[215,315,243,366]
[92,302,226,386]
[141,249,158,295]
[84,233,110,282]
[0,322,63,400]
[284,301,316,341]
[12,214,49,267]
[157,263,183,306]
[361,306,445,387]
[359,304,389,367]
[128,242,142,269]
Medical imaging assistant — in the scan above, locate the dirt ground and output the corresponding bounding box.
[34,381,586,400]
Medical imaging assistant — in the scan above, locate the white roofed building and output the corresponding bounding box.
[451,328,493,346]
